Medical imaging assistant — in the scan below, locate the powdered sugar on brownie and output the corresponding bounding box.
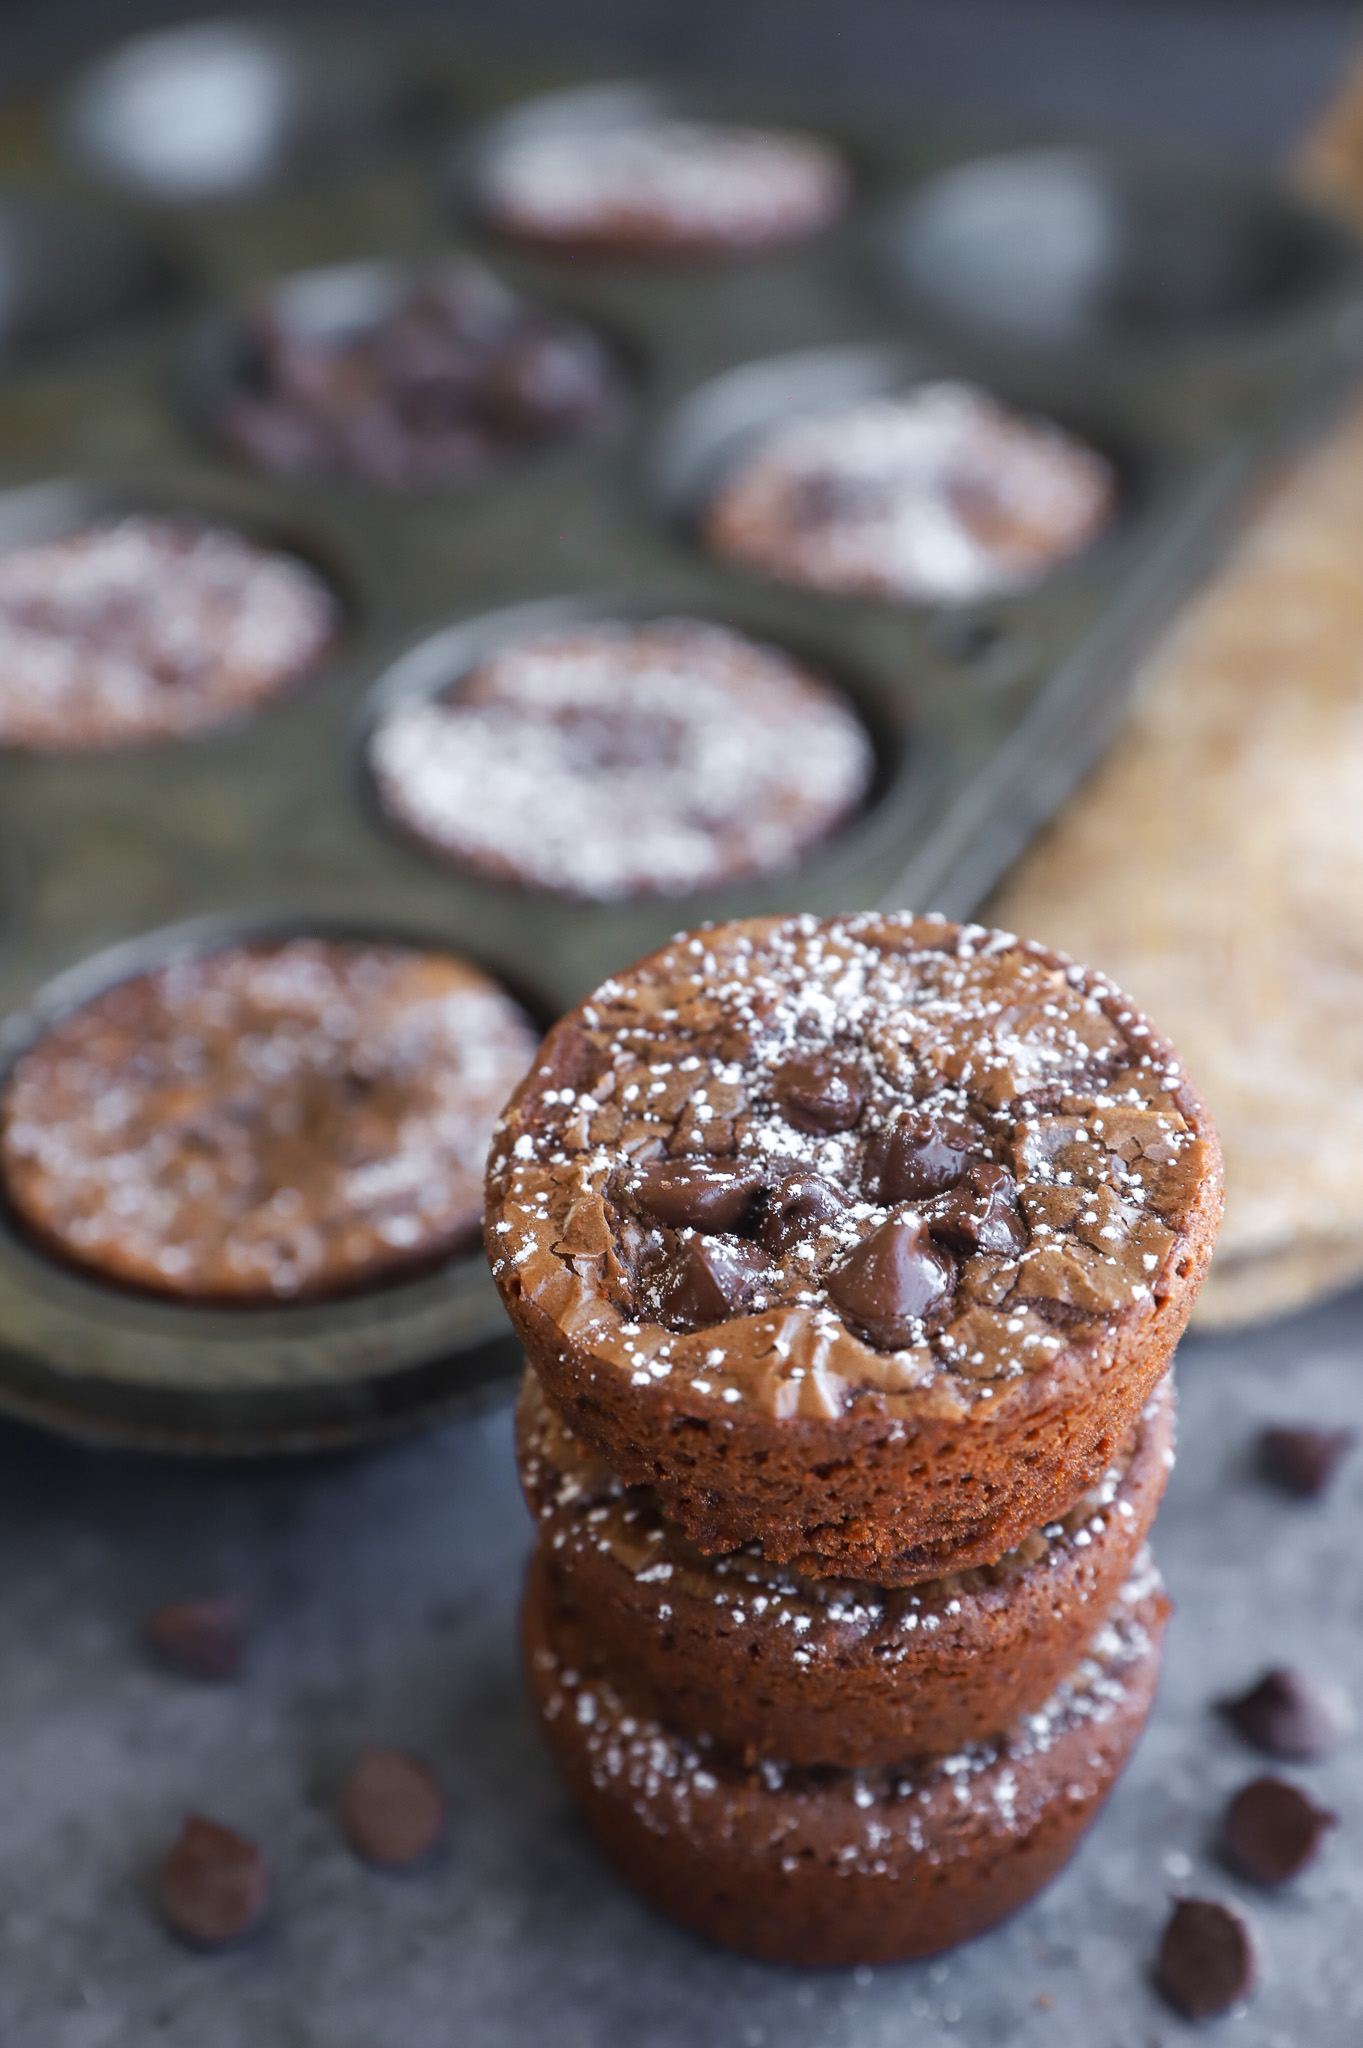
[486,913,1219,1417]
[479,118,848,254]
[0,517,337,749]
[703,383,1114,603]
[370,619,873,900]
[1,939,538,1300]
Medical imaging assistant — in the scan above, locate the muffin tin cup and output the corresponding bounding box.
[0,37,1355,1451]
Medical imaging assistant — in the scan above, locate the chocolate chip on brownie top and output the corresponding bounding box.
[486,914,1219,1417]
[2,939,537,1300]
[369,619,873,900]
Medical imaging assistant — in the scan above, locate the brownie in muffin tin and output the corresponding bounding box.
[524,1546,1170,1966]
[476,115,849,258]
[486,913,1221,1581]
[0,516,338,750]
[368,619,874,900]
[702,382,1115,605]
[519,1367,1173,1768]
[0,938,538,1301]
[220,261,624,489]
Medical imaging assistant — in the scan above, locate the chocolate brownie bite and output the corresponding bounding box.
[220,260,624,488]
[1,938,537,1301]
[0,516,337,750]
[369,619,874,900]
[702,382,1114,604]
[476,114,848,258]
[521,1368,1171,1767]
[486,913,1221,1580]
[524,1550,1169,1965]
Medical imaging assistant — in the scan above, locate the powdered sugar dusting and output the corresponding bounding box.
[370,619,873,900]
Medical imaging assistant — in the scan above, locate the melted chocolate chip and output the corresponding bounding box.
[650,1234,772,1331]
[342,1748,446,1869]
[1222,1776,1337,1886]
[825,1209,954,1349]
[1260,1425,1356,1498]
[625,1159,764,1233]
[771,1054,865,1135]
[158,1815,269,1949]
[1219,1668,1347,1760]
[1156,1898,1256,2021]
[144,1593,251,1681]
[759,1172,852,1256]
[863,1110,980,1203]
[926,1162,1026,1256]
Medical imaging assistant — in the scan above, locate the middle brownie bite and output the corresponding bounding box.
[369,618,873,899]
[486,913,1222,1581]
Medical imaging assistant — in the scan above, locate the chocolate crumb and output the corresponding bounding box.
[1156,1898,1256,2020]
[1222,1776,1337,1885]
[158,1815,269,1948]
[1260,1425,1355,1498]
[1219,1668,1347,1760]
[144,1594,251,1680]
[341,1747,446,1868]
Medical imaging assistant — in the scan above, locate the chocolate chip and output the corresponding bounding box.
[825,1210,954,1348]
[759,1172,852,1256]
[1260,1425,1355,1498]
[771,1054,865,1135]
[342,1748,446,1869]
[1156,1898,1256,2020]
[144,1594,251,1680]
[1222,1776,1337,1885]
[927,1162,1026,1256]
[624,1159,764,1233]
[1219,1668,1347,1760]
[863,1110,980,1203]
[649,1233,772,1331]
[158,1815,269,1948]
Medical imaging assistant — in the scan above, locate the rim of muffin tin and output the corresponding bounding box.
[650,339,1150,607]
[54,17,450,207]
[0,187,192,368]
[873,143,1363,358]
[0,908,549,1454]
[355,588,918,902]
[175,250,644,495]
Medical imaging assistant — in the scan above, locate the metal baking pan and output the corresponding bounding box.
[0,28,1357,1454]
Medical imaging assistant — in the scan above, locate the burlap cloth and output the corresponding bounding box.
[985,61,1363,1328]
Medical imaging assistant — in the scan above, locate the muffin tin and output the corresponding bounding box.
[0,26,1357,1454]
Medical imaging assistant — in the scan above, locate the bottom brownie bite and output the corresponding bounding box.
[519,1370,1173,1768]
[524,1555,1169,1966]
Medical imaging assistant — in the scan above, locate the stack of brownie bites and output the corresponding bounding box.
[485,912,1222,1964]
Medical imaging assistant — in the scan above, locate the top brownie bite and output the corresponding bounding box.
[486,914,1221,1579]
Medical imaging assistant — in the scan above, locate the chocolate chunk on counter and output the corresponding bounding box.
[1156,1898,1256,2021]
[158,1815,269,1948]
[1260,1424,1356,1498]
[144,1594,251,1680]
[1219,1668,1348,1760]
[342,1748,446,1869]
[1222,1776,1337,1886]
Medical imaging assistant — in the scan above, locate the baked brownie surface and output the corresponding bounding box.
[221,261,623,488]
[524,1552,1169,1965]
[477,118,848,256]
[703,383,1114,604]
[520,1367,1173,1767]
[486,913,1221,1578]
[369,619,874,900]
[0,517,337,749]
[1,939,538,1301]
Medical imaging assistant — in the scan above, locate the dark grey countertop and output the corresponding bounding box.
[1,1285,1360,2046]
